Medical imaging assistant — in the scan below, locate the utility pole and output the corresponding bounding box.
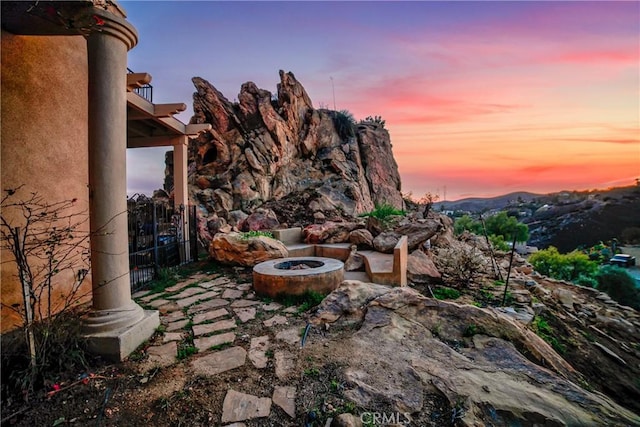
[501,231,518,306]
[330,76,336,110]
[443,185,447,210]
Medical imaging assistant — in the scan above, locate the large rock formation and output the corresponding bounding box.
[309,282,640,426]
[167,71,403,242]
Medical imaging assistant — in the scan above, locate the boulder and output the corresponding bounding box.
[372,232,399,254]
[228,210,249,227]
[365,215,404,236]
[313,211,326,223]
[206,216,228,235]
[394,220,441,251]
[310,280,392,325]
[516,265,533,275]
[209,232,288,267]
[240,208,279,231]
[344,246,365,272]
[553,288,575,309]
[349,229,374,248]
[357,124,403,209]
[303,221,358,244]
[331,413,363,427]
[407,250,441,284]
[425,214,454,247]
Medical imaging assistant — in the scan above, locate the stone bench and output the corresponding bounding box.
[271,227,407,287]
[271,228,352,261]
[358,235,407,287]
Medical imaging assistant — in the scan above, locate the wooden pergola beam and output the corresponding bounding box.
[154,103,187,117]
[185,123,211,135]
[126,72,151,91]
[127,135,183,148]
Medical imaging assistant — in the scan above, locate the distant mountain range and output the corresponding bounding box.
[433,185,640,252]
[433,191,542,212]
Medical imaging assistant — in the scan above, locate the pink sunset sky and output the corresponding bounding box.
[123,1,639,201]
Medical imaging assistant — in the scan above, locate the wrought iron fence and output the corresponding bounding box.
[127,67,153,102]
[127,195,197,292]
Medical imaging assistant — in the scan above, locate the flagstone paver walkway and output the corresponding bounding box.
[134,272,307,425]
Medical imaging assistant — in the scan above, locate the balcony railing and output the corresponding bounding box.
[127,67,153,102]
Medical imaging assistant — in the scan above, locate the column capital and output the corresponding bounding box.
[81,7,138,51]
[1,1,137,50]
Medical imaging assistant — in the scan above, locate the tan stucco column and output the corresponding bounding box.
[82,10,159,361]
[173,136,191,261]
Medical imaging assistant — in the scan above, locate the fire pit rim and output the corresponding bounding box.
[274,259,325,270]
[253,256,343,277]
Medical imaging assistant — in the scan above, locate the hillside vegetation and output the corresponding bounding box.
[438,185,640,252]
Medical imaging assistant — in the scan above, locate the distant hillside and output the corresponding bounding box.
[435,185,640,252]
[434,191,542,212]
[524,185,640,252]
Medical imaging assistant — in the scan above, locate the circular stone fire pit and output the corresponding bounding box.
[253,257,344,298]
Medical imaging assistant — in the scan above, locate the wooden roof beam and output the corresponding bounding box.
[127,72,152,91]
[185,123,212,135]
[154,103,187,118]
[126,92,211,136]
[128,135,184,148]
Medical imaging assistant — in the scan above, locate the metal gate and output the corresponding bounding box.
[127,195,197,291]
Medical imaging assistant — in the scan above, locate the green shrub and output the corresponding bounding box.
[454,214,481,236]
[454,212,529,244]
[432,287,461,300]
[595,265,640,309]
[582,241,613,263]
[150,267,179,293]
[359,115,386,128]
[453,211,529,244]
[239,230,274,240]
[489,234,510,251]
[574,275,598,288]
[529,246,598,282]
[276,290,325,312]
[484,211,529,243]
[359,203,405,221]
[333,110,356,140]
[531,316,566,354]
[463,324,485,337]
[304,367,320,377]
[177,345,198,360]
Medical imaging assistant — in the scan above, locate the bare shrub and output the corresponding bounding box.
[435,243,487,287]
[1,186,92,398]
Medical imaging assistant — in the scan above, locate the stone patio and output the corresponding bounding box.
[134,271,307,424]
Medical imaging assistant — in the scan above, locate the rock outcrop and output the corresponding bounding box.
[309,281,640,426]
[209,232,288,267]
[170,71,403,243]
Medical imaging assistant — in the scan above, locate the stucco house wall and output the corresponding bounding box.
[1,30,91,332]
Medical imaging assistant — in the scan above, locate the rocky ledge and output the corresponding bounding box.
[308,281,640,426]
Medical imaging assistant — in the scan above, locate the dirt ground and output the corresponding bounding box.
[0,263,453,427]
[1,335,451,426]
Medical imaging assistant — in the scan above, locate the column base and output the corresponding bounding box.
[84,310,159,361]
